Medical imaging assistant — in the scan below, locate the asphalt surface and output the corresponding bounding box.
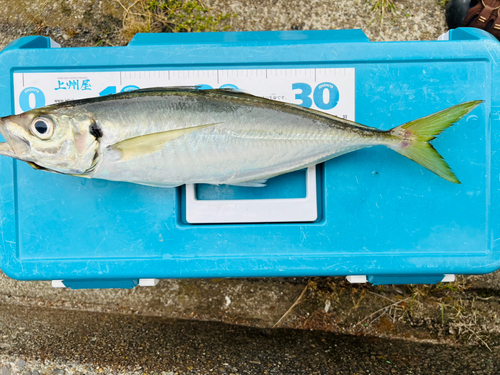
[0,304,497,375]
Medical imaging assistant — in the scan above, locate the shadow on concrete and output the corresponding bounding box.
[0,304,497,374]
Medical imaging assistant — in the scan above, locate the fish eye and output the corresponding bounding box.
[30,117,55,140]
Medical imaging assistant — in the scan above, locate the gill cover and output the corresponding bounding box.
[0,107,100,175]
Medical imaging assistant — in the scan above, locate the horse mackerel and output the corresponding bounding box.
[0,88,482,187]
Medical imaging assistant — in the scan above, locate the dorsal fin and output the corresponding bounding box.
[196,89,382,132]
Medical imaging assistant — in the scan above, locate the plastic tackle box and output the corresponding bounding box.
[0,28,497,288]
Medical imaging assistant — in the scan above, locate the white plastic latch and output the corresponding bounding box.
[51,280,66,288]
[139,279,160,287]
[441,274,456,283]
[346,275,368,284]
[50,39,61,48]
[437,32,450,41]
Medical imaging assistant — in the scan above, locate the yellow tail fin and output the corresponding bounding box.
[389,100,482,184]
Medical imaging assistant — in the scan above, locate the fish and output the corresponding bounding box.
[0,87,482,187]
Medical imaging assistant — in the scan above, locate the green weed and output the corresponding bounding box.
[369,0,397,24]
[116,0,235,42]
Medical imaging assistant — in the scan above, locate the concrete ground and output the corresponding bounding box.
[0,303,498,374]
[1,0,500,373]
[0,0,449,48]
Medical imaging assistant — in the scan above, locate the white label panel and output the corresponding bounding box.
[13,68,355,119]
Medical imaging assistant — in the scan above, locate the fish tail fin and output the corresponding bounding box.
[387,100,482,184]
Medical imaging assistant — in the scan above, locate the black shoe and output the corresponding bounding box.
[446,0,474,29]
[446,0,500,40]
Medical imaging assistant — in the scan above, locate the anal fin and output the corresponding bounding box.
[225,179,268,188]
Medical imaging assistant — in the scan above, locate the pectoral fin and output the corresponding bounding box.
[108,122,221,162]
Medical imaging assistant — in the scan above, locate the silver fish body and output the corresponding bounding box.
[0,88,482,187]
[88,90,388,186]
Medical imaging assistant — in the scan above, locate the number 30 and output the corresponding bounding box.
[292,82,339,110]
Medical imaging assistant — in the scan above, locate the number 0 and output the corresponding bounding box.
[313,82,339,110]
[19,87,45,112]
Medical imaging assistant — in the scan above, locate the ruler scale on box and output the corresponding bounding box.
[13,68,355,223]
[13,68,355,118]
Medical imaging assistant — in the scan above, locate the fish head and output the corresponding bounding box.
[0,108,100,175]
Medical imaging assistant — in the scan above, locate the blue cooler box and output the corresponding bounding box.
[0,28,497,288]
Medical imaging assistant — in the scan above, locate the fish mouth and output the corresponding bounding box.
[0,140,14,157]
[0,120,15,157]
[0,120,30,158]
